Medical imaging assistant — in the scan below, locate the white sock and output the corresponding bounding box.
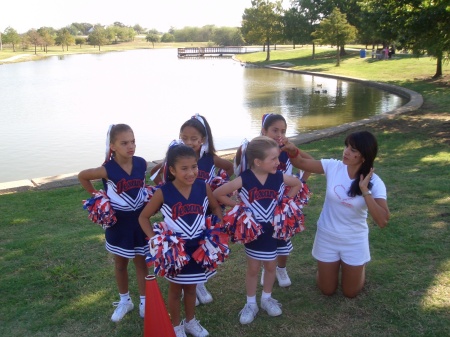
[246,295,257,304]
[119,292,131,304]
[277,266,286,270]
[140,295,145,306]
[261,291,271,300]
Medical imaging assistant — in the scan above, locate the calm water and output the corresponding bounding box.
[0,49,406,183]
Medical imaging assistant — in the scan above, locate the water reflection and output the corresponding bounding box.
[0,49,406,183]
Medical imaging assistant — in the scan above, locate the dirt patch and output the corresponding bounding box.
[416,74,450,88]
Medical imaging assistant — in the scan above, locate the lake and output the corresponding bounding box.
[0,48,406,183]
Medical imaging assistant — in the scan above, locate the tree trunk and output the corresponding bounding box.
[98,45,101,51]
[336,45,340,66]
[340,44,346,56]
[265,38,270,61]
[433,54,443,78]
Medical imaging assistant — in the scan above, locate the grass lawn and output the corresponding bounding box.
[0,44,449,337]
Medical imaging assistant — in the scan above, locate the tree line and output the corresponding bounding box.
[1,0,448,77]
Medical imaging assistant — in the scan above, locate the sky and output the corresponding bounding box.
[0,0,289,34]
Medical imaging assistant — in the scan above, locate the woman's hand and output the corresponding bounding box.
[359,168,374,193]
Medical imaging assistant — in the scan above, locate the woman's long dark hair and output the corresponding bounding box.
[346,131,378,197]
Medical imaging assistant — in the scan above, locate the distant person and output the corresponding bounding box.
[149,114,233,306]
[78,124,149,322]
[388,46,395,59]
[258,113,314,288]
[292,131,390,298]
[139,143,224,337]
[214,136,302,325]
[384,46,389,60]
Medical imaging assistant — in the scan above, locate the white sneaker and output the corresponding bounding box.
[111,300,134,322]
[139,302,145,318]
[183,317,209,337]
[196,283,213,304]
[260,268,264,286]
[174,324,187,337]
[239,303,259,324]
[261,297,282,317]
[276,267,292,287]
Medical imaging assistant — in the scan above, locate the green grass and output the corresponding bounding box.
[1,110,449,336]
[1,44,449,336]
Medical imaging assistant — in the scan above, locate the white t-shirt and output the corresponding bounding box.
[317,159,387,238]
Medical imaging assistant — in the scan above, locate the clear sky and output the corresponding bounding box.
[0,0,289,34]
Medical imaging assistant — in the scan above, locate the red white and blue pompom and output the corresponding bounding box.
[146,222,190,277]
[82,190,117,229]
[209,169,230,191]
[272,197,306,240]
[223,203,263,244]
[192,215,230,271]
[144,183,163,202]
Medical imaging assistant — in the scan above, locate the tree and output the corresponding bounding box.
[27,29,43,55]
[212,27,245,46]
[37,27,55,53]
[145,33,159,47]
[312,8,356,66]
[133,24,145,34]
[3,27,21,52]
[75,37,86,48]
[241,0,284,61]
[88,25,108,51]
[160,33,175,43]
[56,28,74,51]
[283,7,311,48]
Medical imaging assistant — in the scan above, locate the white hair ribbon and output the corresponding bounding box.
[161,139,185,183]
[104,124,115,163]
[233,138,249,177]
[192,114,209,158]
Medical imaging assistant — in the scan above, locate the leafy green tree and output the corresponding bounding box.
[75,37,86,48]
[145,33,159,47]
[160,33,175,43]
[241,0,284,61]
[312,8,356,66]
[3,27,21,52]
[105,26,117,43]
[37,27,55,53]
[133,24,145,34]
[213,27,245,46]
[283,7,311,48]
[27,29,43,54]
[56,28,74,51]
[88,25,108,51]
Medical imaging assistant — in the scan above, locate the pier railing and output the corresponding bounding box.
[177,46,261,57]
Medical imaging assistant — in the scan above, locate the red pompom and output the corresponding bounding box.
[272,197,306,240]
[192,215,230,271]
[82,190,117,229]
[223,204,263,244]
[146,222,190,277]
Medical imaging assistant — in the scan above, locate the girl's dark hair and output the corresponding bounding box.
[109,124,133,144]
[246,136,279,168]
[346,131,378,197]
[262,114,287,131]
[180,115,216,154]
[165,144,197,182]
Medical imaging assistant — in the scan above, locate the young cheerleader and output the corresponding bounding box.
[139,143,224,337]
[78,124,149,322]
[259,113,314,287]
[149,114,233,304]
[214,136,302,325]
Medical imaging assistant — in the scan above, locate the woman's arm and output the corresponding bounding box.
[213,155,234,178]
[138,189,164,238]
[78,166,108,194]
[360,170,390,228]
[279,136,323,175]
[213,177,242,207]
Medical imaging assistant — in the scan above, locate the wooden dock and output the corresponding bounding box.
[177,46,256,57]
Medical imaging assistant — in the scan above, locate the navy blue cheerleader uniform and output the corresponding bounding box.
[197,153,216,184]
[160,179,216,284]
[103,156,149,258]
[239,169,285,261]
